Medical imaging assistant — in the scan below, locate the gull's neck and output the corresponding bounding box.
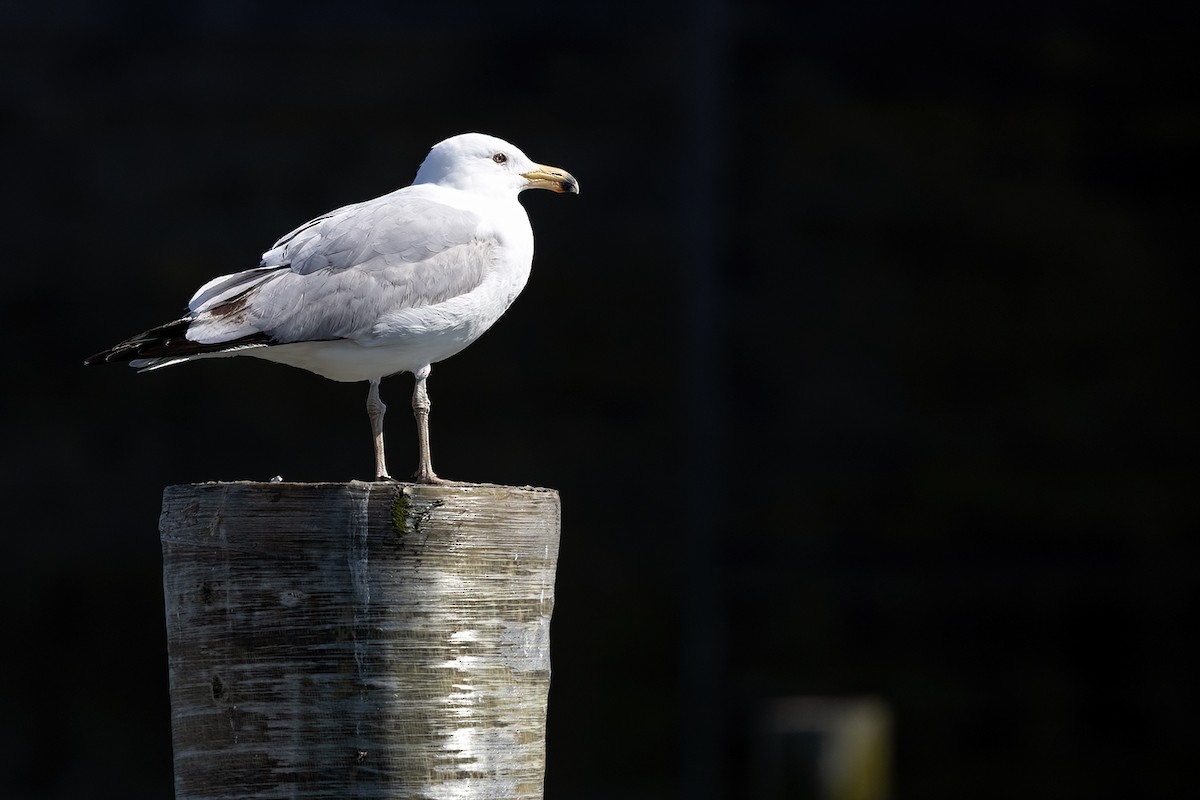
[413,171,521,204]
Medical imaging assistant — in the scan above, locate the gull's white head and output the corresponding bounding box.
[414,133,579,198]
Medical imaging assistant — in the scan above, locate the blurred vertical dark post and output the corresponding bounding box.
[682,0,728,798]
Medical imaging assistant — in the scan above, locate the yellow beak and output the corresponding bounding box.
[521,164,579,194]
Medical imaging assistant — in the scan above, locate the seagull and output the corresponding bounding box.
[85,133,578,483]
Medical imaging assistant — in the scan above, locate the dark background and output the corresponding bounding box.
[1,1,1195,798]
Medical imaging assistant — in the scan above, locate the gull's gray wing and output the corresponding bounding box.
[262,193,478,275]
[186,193,493,346]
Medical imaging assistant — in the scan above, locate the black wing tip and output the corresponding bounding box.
[83,318,191,367]
[83,348,143,366]
[84,317,277,367]
[84,341,146,366]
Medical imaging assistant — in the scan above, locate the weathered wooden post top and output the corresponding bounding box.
[160,480,561,800]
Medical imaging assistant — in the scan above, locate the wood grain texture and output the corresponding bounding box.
[160,481,561,800]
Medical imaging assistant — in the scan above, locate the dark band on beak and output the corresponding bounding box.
[522,164,580,194]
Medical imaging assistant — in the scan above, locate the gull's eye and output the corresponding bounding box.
[492,152,507,164]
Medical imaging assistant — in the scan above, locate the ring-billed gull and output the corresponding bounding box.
[85,133,578,483]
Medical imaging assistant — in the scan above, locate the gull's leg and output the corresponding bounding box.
[411,364,443,484]
[366,378,391,480]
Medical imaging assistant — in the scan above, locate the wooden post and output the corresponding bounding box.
[159,481,561,799]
